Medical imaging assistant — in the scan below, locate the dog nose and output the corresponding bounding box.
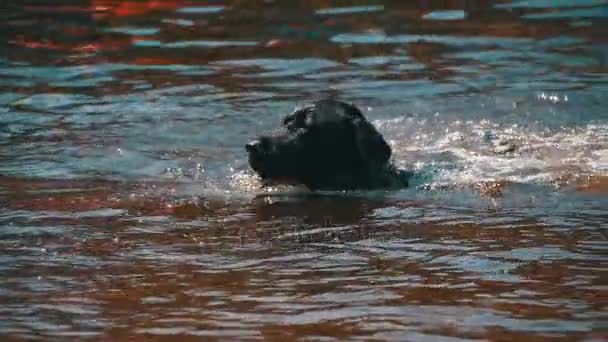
[245,140,260,153]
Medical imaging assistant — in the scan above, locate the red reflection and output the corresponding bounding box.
[92,0,186,17]
[22,1,188,17]
[9,0,189,54]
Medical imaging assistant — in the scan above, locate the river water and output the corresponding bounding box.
[1,1,607,340]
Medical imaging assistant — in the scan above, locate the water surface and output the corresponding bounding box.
[1,1,607,340]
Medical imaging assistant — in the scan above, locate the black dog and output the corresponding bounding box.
[245,99,411,191]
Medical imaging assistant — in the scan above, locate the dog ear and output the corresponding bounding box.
[353,118,391,169]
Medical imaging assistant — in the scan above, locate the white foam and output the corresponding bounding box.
[590,149,608,172]
[383,117,608,186]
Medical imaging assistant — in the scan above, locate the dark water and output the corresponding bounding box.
[1,1,607,340]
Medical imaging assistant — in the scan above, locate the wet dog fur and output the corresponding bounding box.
[245,99,409,191]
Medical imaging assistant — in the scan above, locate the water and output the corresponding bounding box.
[1,1,607,340]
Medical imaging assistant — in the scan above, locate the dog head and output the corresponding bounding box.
[245,99,392,190]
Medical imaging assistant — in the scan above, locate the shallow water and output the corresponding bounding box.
[1,1,607,340]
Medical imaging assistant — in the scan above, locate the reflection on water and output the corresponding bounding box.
[1,0,607,340]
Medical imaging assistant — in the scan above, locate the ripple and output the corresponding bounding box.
[165,40,258,48]
[215,58,340,78]
[448,48,598,68]
[422,10,467,21]
[103,27,160,35]
[10,94,96,110]
[0,63,211,89]
[331,33,532,47]
[133,40,258,48]
[490,247,595,261]
[522,6,608,19]
[176,6,225,14]
[496,0,608,9]
[316,5,384,15]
